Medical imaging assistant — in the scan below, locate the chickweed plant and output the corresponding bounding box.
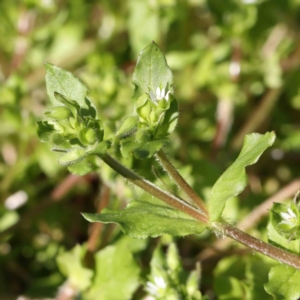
[38,42,300,299]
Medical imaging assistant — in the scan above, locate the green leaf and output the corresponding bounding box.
[267,219,300,255]
[265,265,300,300]
[36,120,55,142]
[128,0,159,57]
[156,97,179,137]
[45,63,87,106]
[132,42,173,102]
[45,106,71,120]
[86,240,140,300]
[214,256,272,300]
[208,132,276,222]
[56,245,93,291]
[91,140,111,156]
[58,148,87,166]
[67,159,94,176]
[120,136,166,159]
[116,115,139,138]
[45,63,97,118]
[145,243,202,299]
[82,201,207,238]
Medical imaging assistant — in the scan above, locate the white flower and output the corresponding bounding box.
[280,208,297,225]
[149,87,170,105]
[145,276,167,295]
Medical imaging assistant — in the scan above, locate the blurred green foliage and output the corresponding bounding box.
[1,0,300,299]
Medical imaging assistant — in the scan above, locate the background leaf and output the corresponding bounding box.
[56,245,93,291]
[86,239,140,300]
[208,132,276,222]
[265,265,300,300]
[82,201,207,238]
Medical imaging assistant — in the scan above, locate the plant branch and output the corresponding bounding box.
[156,149,208,216]
[217,221,300,270]
[99,153,300,269]
[100,153,209,224]
[198,178,300,262]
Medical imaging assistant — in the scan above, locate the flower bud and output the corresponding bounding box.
[137,99,152,123]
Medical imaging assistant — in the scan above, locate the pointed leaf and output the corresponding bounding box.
[58,148,87,166]
[208,132,276,222]
[45,63,97,118]
[132,42,173,102]
[82,201,207,238]
[116,115,139,138]
[45,63,87,106]
[265,265,300,300]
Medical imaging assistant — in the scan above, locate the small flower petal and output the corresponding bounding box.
[280,212,293,220]
[288,208,297,218]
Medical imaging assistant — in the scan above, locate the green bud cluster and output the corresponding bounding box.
[136,92,173,131]
[37,92,110,168]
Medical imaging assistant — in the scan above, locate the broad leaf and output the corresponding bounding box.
[45,63,97,118]
[86,240,140,300]
[56,245,93,291]
[208,132,275,222]
[82,201,207,238]
[132,42,173,102]
[265,265,300,300]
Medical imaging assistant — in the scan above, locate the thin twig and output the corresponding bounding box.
[155,149,208,216]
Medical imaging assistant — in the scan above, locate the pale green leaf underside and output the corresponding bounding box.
[82,201,207,238]
[264,265,300,300]
[208,132,276,222]
[132,41,173,101]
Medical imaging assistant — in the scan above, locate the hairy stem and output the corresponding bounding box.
[100,153,209,224]
[156,149,208,216]
[217,221,300,270]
